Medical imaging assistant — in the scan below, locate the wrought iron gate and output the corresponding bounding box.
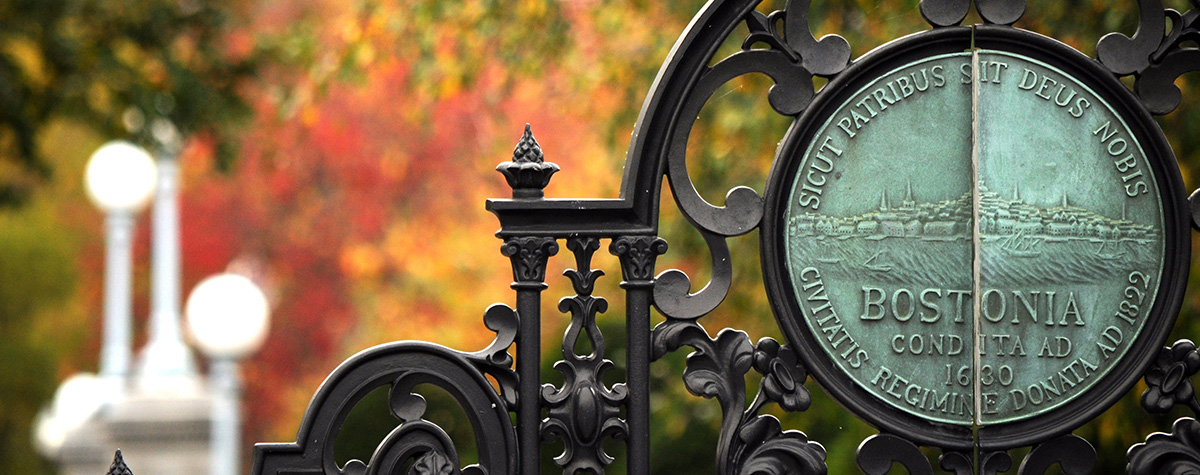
[250,0,1200,473]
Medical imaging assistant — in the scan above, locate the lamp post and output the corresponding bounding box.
[84,141,157,387]
[136,118,199,392]
[185,273,270,475]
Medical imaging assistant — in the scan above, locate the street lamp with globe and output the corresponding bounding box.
[185,273,270,475]
[84,141,157,389]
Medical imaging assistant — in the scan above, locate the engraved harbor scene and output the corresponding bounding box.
[788,182,1157,286]
[781,51,1166,426]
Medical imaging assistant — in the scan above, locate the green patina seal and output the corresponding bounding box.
[783,51,1165,426]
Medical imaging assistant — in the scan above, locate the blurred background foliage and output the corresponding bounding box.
[0,0,1196,473]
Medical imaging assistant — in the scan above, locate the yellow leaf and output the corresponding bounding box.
[1,37,48,89]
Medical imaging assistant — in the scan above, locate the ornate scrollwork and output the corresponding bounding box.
[652,320,826,473]
[982,451,1015,475]
[666,0,850,238]
[867,426,1093,474]
[938,449,1012,475]
[856,434,932,475]
[1096,0,1169,75]
[1017,434,1096,474]
[1097,0,1200,114]
[365,390,464,475]
[467,301,521,410]
[1128,417,1200,474]
[655,0,854,325]
[541,237,628,472]
[1136,38,1200,114]
[653,230,730,319]
[252,305,519,475]
[743,0,852,77]
[500,236,559,284]
[1125,343,1200,473]
[937,450,973,475]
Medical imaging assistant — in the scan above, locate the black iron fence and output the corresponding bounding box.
[245,0,1200,473]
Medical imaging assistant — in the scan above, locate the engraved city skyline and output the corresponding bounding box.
[789,181,1156,243]
[788,180,1158,285]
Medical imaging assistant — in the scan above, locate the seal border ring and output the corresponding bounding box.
[761,25,1190,450]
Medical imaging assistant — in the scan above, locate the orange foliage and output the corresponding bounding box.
[160,0,656,444]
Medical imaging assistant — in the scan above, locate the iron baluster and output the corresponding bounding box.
[498,123,562,474]
[611,236,667,475]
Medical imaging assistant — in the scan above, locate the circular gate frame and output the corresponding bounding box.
[761,25,1191,450]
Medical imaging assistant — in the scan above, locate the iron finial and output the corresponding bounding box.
[108,449,134,475]
[496,124,559,199]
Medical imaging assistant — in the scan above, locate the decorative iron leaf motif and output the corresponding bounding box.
[734,415,827,475]
[1142,339,1200,415]
[541,237,628,473]
[654,0,856,327]
[681,328,754,400]
[652,320,826,473]
[500,236,559,284]
[609,236,667,283]
[411,451,455,475]
[1128,418,1200,474]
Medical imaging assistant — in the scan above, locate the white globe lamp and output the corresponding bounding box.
[185,273,270,359]
[84,141,157,212]
[185,272,270,475]
[88,140,157,383]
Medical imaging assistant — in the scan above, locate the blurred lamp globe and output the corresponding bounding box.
[85,140,157,212]
[185,274,270,359]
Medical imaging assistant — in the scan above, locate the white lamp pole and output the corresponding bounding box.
[137,118,198,391]
[85,141,157,385]
[186,273,271,475]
